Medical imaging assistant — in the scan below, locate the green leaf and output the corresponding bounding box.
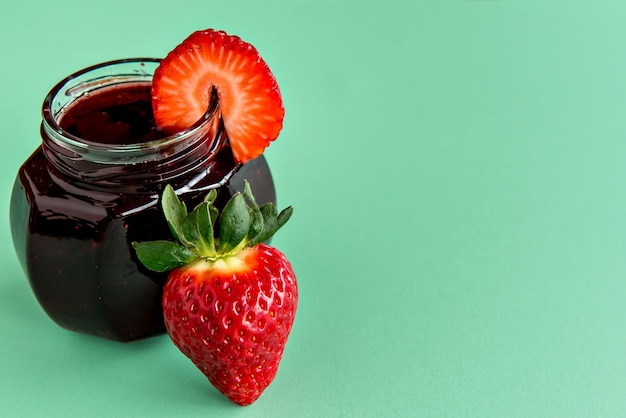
[209,205,219,225]
[243,180,259,209]
[196,187,219,225]
[180,216,200,250]
[243,181,264,242]
[218,193,251,252]
[276,206,294,230]
[250,203,294,246]
[132,241,197,272]
[248,205,264,243]
[203,189,218,206]
[188,201,215,256]
[250,203,278,246]
[161,185,189,246]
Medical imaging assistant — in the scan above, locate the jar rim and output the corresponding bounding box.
[41,58,218,158]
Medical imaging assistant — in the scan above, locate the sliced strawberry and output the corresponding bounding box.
[152,29,284,164]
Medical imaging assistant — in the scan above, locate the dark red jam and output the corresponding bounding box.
[59,83,164,144]
[10,60,276,341]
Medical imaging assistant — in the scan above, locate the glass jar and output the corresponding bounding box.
[9,59,276,342]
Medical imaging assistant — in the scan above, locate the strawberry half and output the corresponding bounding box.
[152,29,284,164]
[132,183,296,406]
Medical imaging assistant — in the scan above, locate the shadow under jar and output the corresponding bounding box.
[10,59,276,342]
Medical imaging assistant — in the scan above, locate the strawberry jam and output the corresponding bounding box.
[10,59,276,341]
[59,83,164,145]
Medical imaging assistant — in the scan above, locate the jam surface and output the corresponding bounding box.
[59,83,165,144]
[11,82,276,341]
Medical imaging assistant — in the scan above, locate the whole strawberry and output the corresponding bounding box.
[133,182,297,406]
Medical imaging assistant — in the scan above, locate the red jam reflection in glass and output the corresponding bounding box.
[10,59,276,342]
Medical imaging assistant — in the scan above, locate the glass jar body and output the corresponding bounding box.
[9,59,276,341]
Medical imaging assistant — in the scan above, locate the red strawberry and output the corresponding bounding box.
[133,182,297,406]
[152,29,284,164]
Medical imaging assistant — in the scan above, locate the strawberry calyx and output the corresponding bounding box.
[132,181,292,273]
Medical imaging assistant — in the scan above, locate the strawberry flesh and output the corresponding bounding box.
[152,29,284,164]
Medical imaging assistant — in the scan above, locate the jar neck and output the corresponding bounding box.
[41,59,232,193]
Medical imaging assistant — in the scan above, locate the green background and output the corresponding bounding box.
[2,1,626,416]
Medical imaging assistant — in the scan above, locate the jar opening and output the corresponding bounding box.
[42,58,220,165]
